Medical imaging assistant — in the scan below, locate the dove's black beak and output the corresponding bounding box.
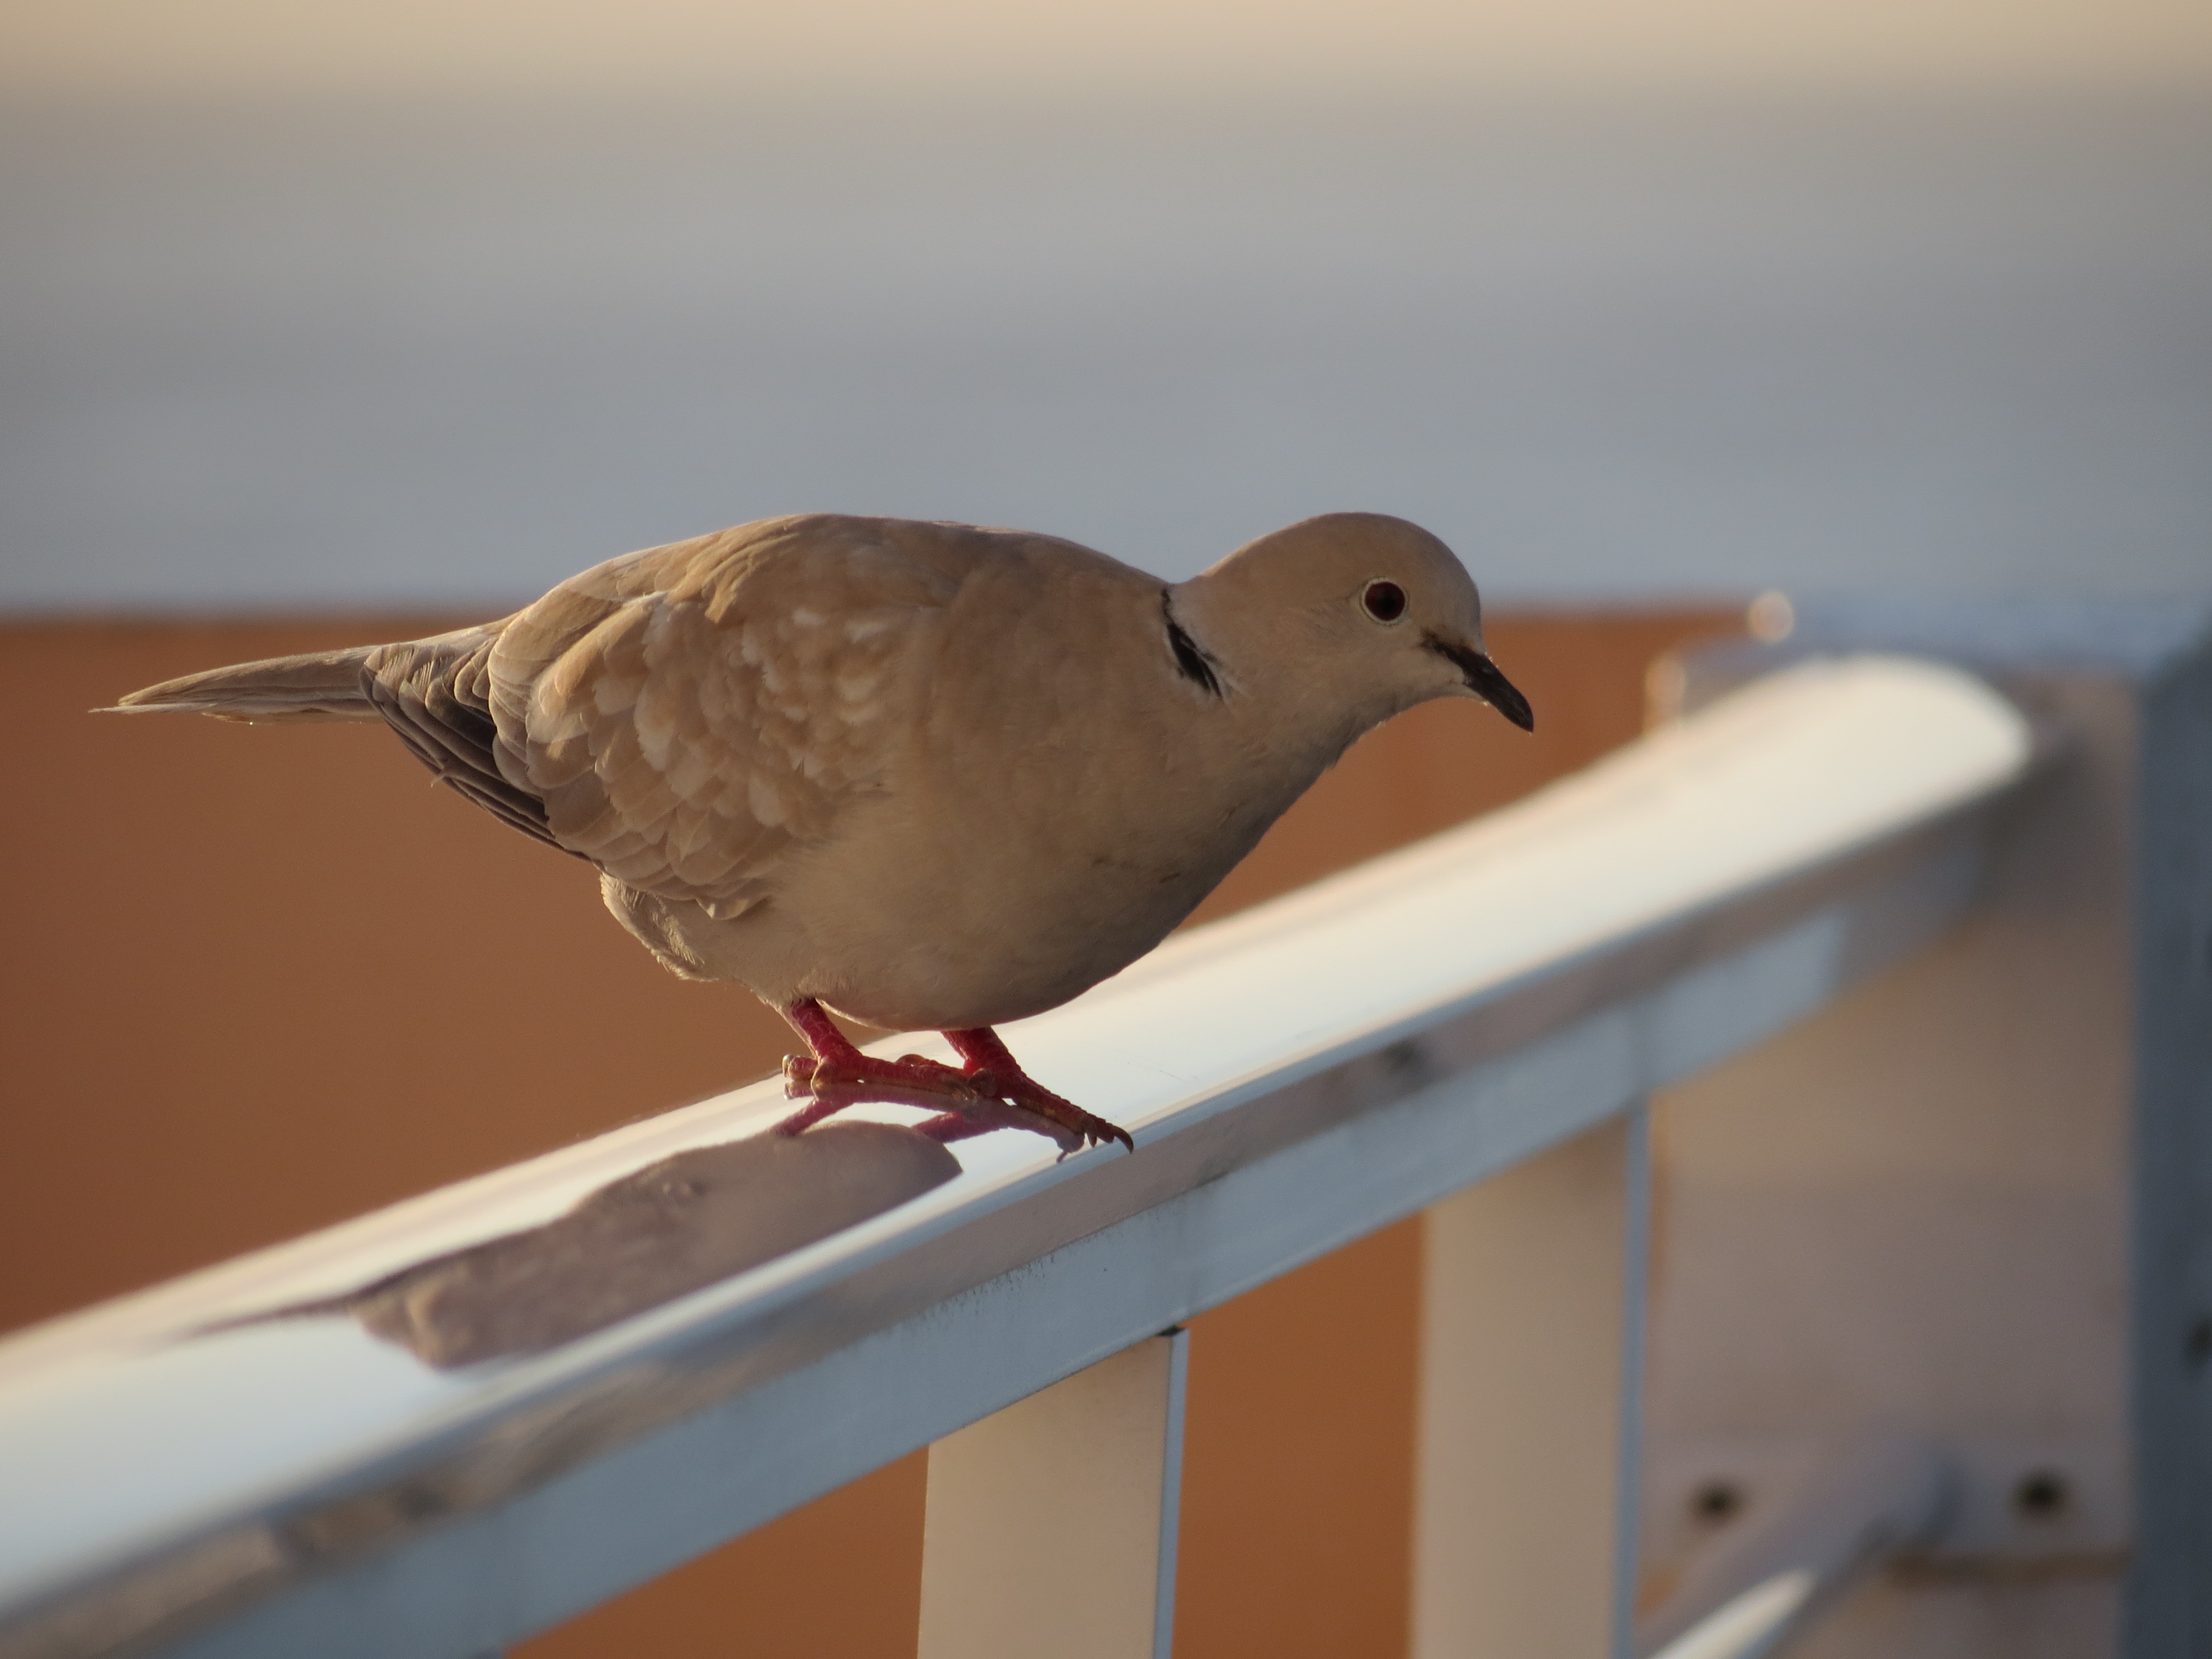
[1426,634,1536,732]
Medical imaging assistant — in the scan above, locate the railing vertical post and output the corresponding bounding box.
[917,1328,1189,1659]
[2125,624,2212,1655]
[1611,1105,1652,1659]
[1411,1110,1651,1659]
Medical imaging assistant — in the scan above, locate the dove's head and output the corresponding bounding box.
[1175,512,1534,736]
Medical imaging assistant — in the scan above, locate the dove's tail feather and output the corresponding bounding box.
[107,646,385,723]
[108,625,572,855]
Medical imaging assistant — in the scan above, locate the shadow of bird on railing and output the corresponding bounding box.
[223,1121,961,1369]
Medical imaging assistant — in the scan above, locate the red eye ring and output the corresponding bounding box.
[1361,580,1407,623]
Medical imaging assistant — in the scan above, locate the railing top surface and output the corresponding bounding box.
[0,655,2031,1636]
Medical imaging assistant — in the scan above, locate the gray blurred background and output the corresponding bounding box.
[3,3,2208,611]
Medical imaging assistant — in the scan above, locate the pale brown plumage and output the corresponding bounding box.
[113,510,1532,1150]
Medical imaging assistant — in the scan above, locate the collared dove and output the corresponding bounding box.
[113,512,1531,1153]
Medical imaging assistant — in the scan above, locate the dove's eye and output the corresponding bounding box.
[1361,580,1407,624]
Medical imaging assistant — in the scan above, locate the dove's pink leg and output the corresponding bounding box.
[774,1000,982,1130]
[941,1027,1136,1154]
[773,1000,1132,1154]
[775,1001,1077,1150]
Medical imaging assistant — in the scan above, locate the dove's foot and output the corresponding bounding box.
[781,1048,984,1113]
[943,1027,1136,1155]
[776,1000,984,1133]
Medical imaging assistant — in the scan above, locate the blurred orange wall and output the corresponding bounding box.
[0,608,1729,1658]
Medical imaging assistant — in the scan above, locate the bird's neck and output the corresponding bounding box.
[1168,577,1402,778]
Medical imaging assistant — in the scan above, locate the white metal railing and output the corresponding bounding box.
[2,617,2205,1659]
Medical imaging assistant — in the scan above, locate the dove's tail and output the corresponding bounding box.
[106,624,567,853]
[106,646,385,724]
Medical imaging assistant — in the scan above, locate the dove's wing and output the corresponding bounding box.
[485,516,969,917]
